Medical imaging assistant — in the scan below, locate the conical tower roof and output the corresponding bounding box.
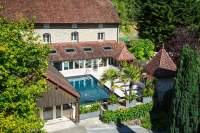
[145,47,177,78]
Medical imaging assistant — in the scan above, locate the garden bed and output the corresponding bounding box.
[101,103,153,123]
[80,103,101,114]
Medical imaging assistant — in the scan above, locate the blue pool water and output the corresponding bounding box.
[66,75,110,104]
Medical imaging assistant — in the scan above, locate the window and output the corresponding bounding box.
[98,24,103,28]
[83,47,92,52]
[63,104,72,110]
[43,33,51,43]
[100,58,107,67]
[79,60,84,68]
[98,32,105,40]
[85,60,92,68]
[65,48,76,53]
[93,59,98,69]
[53,61,62,71]
[108,58,113,65]
[64,61,69,70]
[103,46,112,51]
[43,107,53,121]
[74,60,79,69]
[43,24,50,29]
[71,32,79,42]
[72,24,78,29]
[49,49,56,54]
[69,61,74,69]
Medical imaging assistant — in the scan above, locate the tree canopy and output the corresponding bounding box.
[0,17,49,132]
[129,39,155,61]
[113,0,200,48]
[135,0,200,47]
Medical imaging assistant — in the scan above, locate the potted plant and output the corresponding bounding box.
[80,103,101,120]
[142,79,154,103]
[107,94,118,110]
[142,87,154,103]
[125,92,137,107]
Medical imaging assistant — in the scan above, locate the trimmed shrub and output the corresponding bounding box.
[80,103,101,114]
[102,103,153,123]
[108,94,118,104]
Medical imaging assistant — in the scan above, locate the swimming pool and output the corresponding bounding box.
[66,75,110,104]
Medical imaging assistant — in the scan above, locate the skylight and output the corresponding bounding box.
[103,46,112,51]
[83,47,93,52]
[49,49,57,54]
[65,48,76,53]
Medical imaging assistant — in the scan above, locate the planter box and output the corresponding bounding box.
[125,100,137,108]
[80,111,100,120]
[107,104,118,111]
[142,97,152,103]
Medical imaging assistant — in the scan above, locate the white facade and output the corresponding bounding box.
[51,58,119,79]
[35,24,119,43]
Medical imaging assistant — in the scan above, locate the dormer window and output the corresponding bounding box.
[103,46,112,51]
[71,32,79,42]
[98,32,105,40]
[43,33,51,43]
[72,24,78,29]
[65,48,76,53]
[49,49,57,54]
[83,47,93,52]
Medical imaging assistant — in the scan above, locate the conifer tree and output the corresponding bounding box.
[136,0,175,46]
[134,0,200,47]
[169,45,199,133]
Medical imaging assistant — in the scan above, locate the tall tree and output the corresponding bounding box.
[136,0,175,46]
[135,0,200,47]
[0,17,49,132]
[169,45,199,133]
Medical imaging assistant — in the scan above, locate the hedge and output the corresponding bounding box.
[80,103,101,114]
[102,103,153,123]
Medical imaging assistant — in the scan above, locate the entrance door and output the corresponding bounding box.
[56,105,61,118]
[93,59,98,70]
[43,107,53,121]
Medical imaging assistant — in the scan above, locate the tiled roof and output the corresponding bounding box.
[145,47,177,78]
[115,46,134,61]
[0,0,120,24]
[45,65,80,98]
[48,41,135,61]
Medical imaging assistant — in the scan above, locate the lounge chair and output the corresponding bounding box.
[114,88,125,98]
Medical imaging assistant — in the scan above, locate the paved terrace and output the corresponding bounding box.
[48,117,151,133]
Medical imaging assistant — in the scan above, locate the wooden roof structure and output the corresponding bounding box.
[45,65,80,98]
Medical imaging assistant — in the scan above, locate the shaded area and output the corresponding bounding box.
[116,118,136,133]
[150,88,173,133]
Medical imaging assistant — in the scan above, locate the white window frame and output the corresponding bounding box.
[71,32,79,42]
[97,32,105,40]
[43,33,51,43]
[64,61,69,70]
